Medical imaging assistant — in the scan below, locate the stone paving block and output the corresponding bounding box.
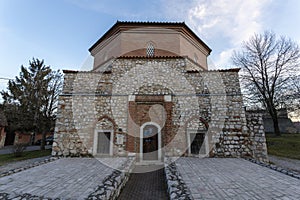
[175,157,300,200]
[1,157,300,199]
[0,157,129,199]
[117,165,168,200]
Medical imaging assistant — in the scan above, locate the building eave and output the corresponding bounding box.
[117,55,184,59]
[207,68,241,72]
[88,21,212,54]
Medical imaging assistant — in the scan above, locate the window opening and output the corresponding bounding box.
[146,43,155,57]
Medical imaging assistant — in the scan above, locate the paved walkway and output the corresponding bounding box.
[0,158,128,199]
[118,165,168,200]
[1,157,300,199]
[269,155,300,173]
[175,157,300,199]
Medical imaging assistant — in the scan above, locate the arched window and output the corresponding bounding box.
[146,42,155,57]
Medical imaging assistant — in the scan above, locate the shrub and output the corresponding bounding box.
[11,143,28,157]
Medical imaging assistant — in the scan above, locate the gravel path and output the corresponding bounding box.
[268,155,300,173]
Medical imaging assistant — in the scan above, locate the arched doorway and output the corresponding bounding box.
[93,116,115,156]
[140,122,161,161]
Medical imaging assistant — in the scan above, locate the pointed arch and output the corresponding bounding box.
[184,116,209,130]
[93,115,117,156]
[96,115,117,132]
[185,116,209,157]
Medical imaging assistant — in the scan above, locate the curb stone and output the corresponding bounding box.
[0,157,60,178]
[86,157,135,200]
[164,157,194,200]
[0,192,56,200]
[245,158,300,179]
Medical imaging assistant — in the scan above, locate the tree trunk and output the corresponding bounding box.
[40,130,46,150]
[271,110,281,136]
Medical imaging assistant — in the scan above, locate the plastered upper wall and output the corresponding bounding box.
[90,23,211,70]
[179,35,208,69]
[93,34,122,70]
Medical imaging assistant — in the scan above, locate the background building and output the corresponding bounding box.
[0,110,7,148]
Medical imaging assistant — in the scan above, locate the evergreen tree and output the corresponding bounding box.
[1,58,63,149]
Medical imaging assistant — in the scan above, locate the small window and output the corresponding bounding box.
[146,43,155,57]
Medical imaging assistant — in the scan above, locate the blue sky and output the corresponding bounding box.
[0,0,300,94]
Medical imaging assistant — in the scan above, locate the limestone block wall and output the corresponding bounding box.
[53,71,117,156]
[52,57,268,160]
[198,69,254,158]
[246,112,269,162]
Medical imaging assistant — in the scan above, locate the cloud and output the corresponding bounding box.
[68,0,274,68]
[215,48,236,68]
[162,0,271,68]
[187,0,270,42]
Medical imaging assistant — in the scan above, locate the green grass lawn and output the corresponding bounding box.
[0,149,51,166]
[266,133,300,160]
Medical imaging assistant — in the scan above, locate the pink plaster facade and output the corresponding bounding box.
[90,22,211,70]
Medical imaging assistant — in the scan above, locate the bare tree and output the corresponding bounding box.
[283,75,300,120]
[232,31,300,136]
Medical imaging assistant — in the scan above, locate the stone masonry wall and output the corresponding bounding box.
[246,112,269,162]
[52,57,268,160]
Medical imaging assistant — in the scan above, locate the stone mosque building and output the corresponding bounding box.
[52,21,268,162]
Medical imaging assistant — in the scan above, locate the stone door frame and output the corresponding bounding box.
[93,129,114,156]
[187,129,209,157]
[140,122,162,161]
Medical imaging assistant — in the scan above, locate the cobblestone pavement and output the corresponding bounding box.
[0,157,128,199]
[269,155,300,173]
[1,157,300,199]
[175,157,300,200]
[117,165,168,200]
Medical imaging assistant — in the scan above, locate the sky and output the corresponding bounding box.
[0,0,300,94]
